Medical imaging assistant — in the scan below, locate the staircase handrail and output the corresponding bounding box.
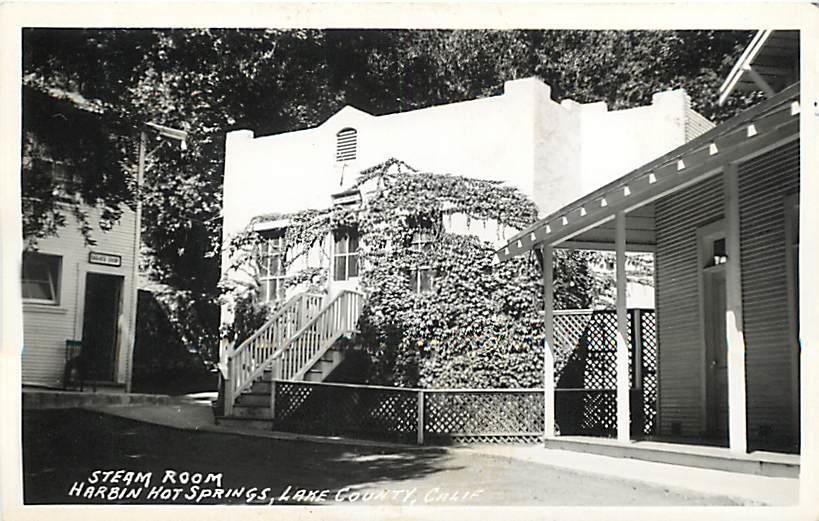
[227,292,321,359]
[273,289,364,381]
[224,291,323,412]
[273,289,364,357]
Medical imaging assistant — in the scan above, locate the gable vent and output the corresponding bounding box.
[336,128,357,162]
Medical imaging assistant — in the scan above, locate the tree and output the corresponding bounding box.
[21,29,759,364]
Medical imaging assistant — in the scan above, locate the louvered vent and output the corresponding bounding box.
[336,128,357,162]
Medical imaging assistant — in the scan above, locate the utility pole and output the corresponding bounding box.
[124,124,186,393]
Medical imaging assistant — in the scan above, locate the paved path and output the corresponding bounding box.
[21,406,790,506]
[80,398,798,506]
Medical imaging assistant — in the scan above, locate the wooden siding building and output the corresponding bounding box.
[21,87,139,391]
[21,209,139,390]
[497,82,802,454]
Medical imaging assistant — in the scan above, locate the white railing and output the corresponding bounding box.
[276,290,365,381]
[225,292,323,413]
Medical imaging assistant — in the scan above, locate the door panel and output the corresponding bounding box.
[705,268,728,440]
[81,273,123,381]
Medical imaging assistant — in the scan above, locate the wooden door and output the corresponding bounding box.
[704,267,728,440]
[81,273,123,381]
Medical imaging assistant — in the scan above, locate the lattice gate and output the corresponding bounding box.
[638,311,658,436]
[553,309,657,438]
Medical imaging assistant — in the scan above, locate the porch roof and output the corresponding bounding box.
[495,82,800,262]
[718,30,799,106]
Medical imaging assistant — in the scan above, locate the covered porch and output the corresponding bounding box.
[497,84,801,457]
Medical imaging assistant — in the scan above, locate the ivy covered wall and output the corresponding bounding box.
[225,159,618,389]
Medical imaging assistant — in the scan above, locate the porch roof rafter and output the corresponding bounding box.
[495,82,800,262]
[718,30,799,106]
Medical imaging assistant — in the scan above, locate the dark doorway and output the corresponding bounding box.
[704,267,728,443]
[81,272,123,382]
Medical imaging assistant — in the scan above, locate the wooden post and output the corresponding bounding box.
[417,390,425,445]
[724,163,748,454]
[224,357,234,417]
[124,130,147,393]
[299,294,306,331]
[615,211,631,442]
[634,310,643,390]
[269,359,278,430]
[542,244,556,440]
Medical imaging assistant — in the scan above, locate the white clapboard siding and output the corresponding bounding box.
[738,140,800,447]
[21,204,137,387]
[686,108,715,142]
[654,174,724,436]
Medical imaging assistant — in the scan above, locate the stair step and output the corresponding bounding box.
[231,405,273,419]
[250,381,272,393]
[304,369,325,382]
[215,416,273,430]
[236,393,270,407]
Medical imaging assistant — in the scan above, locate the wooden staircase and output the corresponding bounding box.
[215,290,364,429]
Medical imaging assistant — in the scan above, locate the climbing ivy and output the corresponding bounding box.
[227,159,614,388]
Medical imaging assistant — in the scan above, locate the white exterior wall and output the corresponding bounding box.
[571,90,689,208]
[223,78,695,240]
[221,77,698,328]
[21,205,138,388]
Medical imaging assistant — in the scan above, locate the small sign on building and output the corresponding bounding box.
[88,252,122,267]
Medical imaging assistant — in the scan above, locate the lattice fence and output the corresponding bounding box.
[553,309,657,437]
[639,311,658,435]
[271,308,656,444]
[275,381,419,444]
[274,381,544,445]
[424,390,544,444]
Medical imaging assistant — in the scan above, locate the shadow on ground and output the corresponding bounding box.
[22,408,455,505]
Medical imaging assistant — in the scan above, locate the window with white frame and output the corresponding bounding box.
[22,252,61,304]
[257,234,286,302]
[409,229,436,293]
[336,128,357,162]
[333,229,360,281]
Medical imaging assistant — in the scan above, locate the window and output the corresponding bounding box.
[336,128,357,162]
[257,235,286,302]
[29,158,78,200]
[333,229,360,281]
[698,221,727,269]
[409,230,437,293]
[711,238,727,265]
[22,253,61,304]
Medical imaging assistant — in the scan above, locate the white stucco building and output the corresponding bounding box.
[221,77,714,326]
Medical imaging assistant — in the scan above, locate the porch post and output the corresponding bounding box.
[799,20,819,511]
[724,163,748,454]
[542,244,556,440]
[615,211,631,442]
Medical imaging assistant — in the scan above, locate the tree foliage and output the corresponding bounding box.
[22,29,757,361]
